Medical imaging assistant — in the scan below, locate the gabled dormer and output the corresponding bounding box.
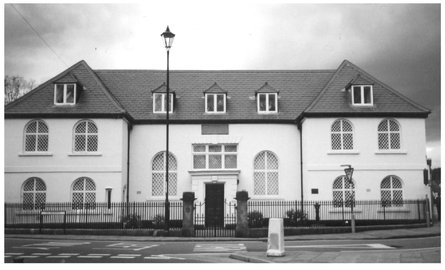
[255,82,279,114]
[54,73,80,105]
[204,83,227,114]
[152,83,175,113]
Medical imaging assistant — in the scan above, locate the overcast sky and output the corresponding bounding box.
[4,3,441,167]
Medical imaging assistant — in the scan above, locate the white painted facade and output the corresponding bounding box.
[302,117,430,201]
[4,118,129,203]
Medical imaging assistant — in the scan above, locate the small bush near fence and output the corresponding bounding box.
[247,211,265,228]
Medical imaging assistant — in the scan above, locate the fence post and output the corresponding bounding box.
[425,196,431,227]
[235,191,249,237]
[181,192,196,237]
[314,203,320,222]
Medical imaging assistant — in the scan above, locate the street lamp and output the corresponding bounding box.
[161,26,175,231]
[341,164,355,233]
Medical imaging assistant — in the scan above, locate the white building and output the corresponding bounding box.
[5,60,431,217]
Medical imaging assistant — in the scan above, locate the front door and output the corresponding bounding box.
[205,183,224,226]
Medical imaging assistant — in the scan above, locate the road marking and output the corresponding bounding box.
[46,255,71,259]
[5,253,24,256]
[32,253,51,256]
[17,255,39,258]
[104,242,158,251]
[286,243,394,249]
[117,254,141,256]
[193,243,247,252]
[110,256,136,259]
[144,255,185,260]
[88,253,110,256]
[59,253,79,256]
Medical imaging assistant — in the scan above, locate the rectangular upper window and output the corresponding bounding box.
[352,85,373,106]
[153,93,174,113]
[54,84,76,105]
[257,93,278,113]
[192,144,237,170]
[205,93,226,113]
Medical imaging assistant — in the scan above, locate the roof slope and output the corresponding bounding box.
[5,60,126,118]
[304,60,430,117]
[95,69,334,122]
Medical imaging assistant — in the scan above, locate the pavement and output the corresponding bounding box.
[6,222,441,263]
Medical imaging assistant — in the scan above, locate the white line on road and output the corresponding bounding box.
[5,253,24,255]
[286,243,394,249]
[77,255,103,259]
[46,255,71,259]
[17,255,39,258]
[59,253,79,256]
[110,256,136,259]
[117,254,141,256]
[88,253,110,256]
[32,253,51,256]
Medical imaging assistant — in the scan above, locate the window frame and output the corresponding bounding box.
[71,177,96,209]
[205,93,226,113]
[54,83,77,105]
[330,119,354,151]
[73,120,99,153]
[23,120,49,153]
[253,151,279,196]
[22,177,46,210]
[380,175,404,207]
[378,119,401,150]
[192,144,238,170]
[151,151,178,198]
[351,85,373,106]
[153,93,174,113]
[257,93,278,114]
[332,176,356,208]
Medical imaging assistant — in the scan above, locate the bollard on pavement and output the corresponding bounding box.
[267,218,285,257]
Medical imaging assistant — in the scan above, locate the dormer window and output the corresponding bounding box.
[205,93,226,113]
[54,83,76,105]
[258,93,278,113]
[352,85,373,106]
[153,93,174,113]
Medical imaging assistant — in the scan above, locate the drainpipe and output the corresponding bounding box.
[126,122,132,204]
[298,121,304,219]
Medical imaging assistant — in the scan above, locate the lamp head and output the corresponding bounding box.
[161,26,175,50]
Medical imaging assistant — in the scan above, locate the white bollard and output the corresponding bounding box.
[267,218,285,257]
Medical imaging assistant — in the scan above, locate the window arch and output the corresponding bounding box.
[24,120,49,152]
[253,151,279,196]
[73,120,98,152]
[72,177,96,209]
[152,151,177,197]
[332,176,355,207]
[331,119,353,150]
[381,175,403,207]
[22,177,46,210]
[378,119,400,150]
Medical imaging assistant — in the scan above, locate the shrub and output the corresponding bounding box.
[122,214,141,229]
[248,211,265,228]
[153,214,165,229]
[286,209,308,226]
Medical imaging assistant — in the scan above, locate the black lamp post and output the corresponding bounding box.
[161,26,175,231]
[341,164,355,233]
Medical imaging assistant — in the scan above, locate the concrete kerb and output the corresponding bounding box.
[229,253,273,263]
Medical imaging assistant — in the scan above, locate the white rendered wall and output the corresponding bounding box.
[4,118,128,202]
[302,117,429,201]
[129,124,301,202]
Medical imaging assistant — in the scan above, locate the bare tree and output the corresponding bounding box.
[4,75,36,104]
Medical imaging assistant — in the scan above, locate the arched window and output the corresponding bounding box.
[22,177,46,210]
[331,119,353,150]
[332,176,355,208]
[378,119,400,150]
[381,175,403,207]
[73,120,98,152]
[72,177,96,209]
[24,120,49,152]
[253,151,279,196]
[152,151,177,197]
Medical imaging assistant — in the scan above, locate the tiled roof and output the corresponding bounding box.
[304,60,430,116]
[5,59,430,122]
[5,61,126,117]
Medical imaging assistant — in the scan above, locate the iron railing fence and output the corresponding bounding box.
[5,201,183,230]
[194,201,237,237]
[247,199,427,227]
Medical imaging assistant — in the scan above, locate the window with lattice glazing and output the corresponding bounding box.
[192,144,237,170]
[331,119,353,150]
[22,177,46,210]
[380,175,403,207]
[332,176,355,208]
[24,120,49,152]
[72,177,96,209]
[254,151,279,196]
[152,151,177,197]
[73,120,98,152]
[378,119,400,150]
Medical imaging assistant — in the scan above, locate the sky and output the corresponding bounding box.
[3,2,441,167]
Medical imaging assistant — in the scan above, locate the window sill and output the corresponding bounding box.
[257,111,278,115]
[153,111,174,114]
[351,103,374,107]
[327,151,359,155]
[68,152,102,156]
[375,150,407,155]
[19,152,53,157]
[204,112,227,115]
